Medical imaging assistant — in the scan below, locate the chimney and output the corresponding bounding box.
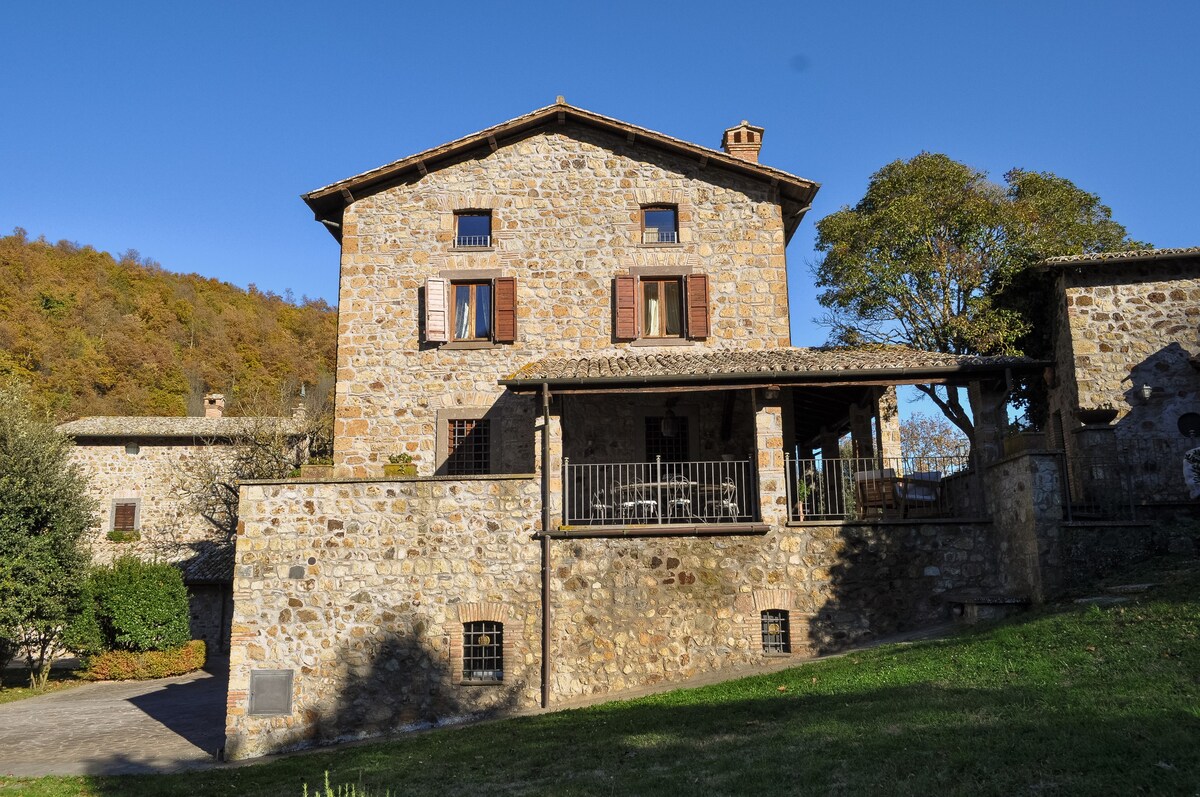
[203,393,225,418]
[721,120,765,164]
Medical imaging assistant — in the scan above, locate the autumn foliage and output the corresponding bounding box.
[0,229,337,420]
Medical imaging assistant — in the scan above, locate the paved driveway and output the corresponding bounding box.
[0,660,227,776]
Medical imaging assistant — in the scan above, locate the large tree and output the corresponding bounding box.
[0,382,95,688]
[813,153,1145,438]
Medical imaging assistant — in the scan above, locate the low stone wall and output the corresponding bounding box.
[225,477,1001,759]
[224,476,543,759]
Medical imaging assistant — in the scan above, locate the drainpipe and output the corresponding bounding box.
[540,382,552,708]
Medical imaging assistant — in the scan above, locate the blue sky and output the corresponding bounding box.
[2,1,1197,357]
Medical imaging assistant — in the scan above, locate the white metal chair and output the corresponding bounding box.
[705,478,739,520]
[617,484,659,522]
[590,488,613,521]
[665,474,693,520]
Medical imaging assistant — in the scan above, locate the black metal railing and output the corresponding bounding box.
[786,454,974,521]
[563,456,757,526]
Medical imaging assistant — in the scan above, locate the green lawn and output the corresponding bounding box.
[4,557,1199,796]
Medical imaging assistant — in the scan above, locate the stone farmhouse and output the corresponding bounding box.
[59,393,296,654]
[222,100,1074,759]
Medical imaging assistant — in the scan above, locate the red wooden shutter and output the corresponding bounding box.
[114,502,136,531]
[493,277,516,343]
[615,276,637,339]
[686,274,710,339]
[425,277,449,343]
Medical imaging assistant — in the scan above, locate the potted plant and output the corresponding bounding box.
[300,457,334,479]
[383,452,417,478]
[1076,403,1119,426]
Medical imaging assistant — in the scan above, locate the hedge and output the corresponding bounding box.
[81,640,206,680]
[67,555,191,654]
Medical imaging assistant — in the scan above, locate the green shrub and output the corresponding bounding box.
[67,556,191,653]
[82,640,206,680]
[105,529,141,543]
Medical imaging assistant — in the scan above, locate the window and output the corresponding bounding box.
[124,443,139,455]
[447,418,490,475]
[113,501,137,531]
[455,211,491,248]
[640,278,683,338]
[463,620,503,682]
[645,415,690,462]
[424,277,516,344]
[615,274,709,341]
[761,609,791,654]
[452,282,492,341]
[641,205,678,244]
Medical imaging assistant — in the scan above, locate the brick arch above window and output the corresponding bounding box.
[457,602,511,624]
[751,589,796,613]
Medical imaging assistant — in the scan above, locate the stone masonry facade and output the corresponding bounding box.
[1049,256,1200,451]
[332,124,792,477]
[68,438,231,564]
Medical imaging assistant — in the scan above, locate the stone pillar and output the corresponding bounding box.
[968,380,1007,467]
[535,397,564,531]
[876,387,902,459]
[848,403,875,462]
[754,392,788,527]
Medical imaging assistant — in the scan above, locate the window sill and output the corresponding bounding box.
[441,340,502,350]
[629,338,697,347]
[638,242,685,249]
[459,679,505,687]
[451,246,496,253]
[762,651,793,658]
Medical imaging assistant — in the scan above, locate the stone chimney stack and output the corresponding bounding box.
[204,393,225,418]
[721,120,765,164]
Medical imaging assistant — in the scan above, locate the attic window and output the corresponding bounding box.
[641,206,678,244]
[455,211,492,248]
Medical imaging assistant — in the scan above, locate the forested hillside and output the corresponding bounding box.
[0,230,337,420]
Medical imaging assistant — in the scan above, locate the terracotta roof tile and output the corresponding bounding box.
[502,346,1035,387]
[58,415,295,439]
[1039,246,1200,268]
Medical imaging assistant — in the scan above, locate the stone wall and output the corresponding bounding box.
[1049,258,1200,462]
[224,476,543,759]
[333,124,792,477]
[68,437,231,564]
[225,472,1002,759]
[983,451,1063,601]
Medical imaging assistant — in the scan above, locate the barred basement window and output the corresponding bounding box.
[761,609,790,654]
[446,418,490,475]
[463,620,503,682]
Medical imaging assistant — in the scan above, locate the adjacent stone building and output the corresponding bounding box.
[1040,247,1200,505]
[224,101,1041,758]
[60,394,294,653]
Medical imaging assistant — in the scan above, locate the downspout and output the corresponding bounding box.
[540,382,552,708]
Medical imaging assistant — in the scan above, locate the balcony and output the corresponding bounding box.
[563,457,758,527]
[788,454,977,522]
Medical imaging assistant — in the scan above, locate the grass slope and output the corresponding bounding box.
[4,558,1198,796]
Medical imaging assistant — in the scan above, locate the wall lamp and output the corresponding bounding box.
[1139,384,1155,402]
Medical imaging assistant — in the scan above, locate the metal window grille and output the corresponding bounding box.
[761,609,790,654]
[645,416,689,463]
[642,229,679,244]
[463,620,503,682]
[454,235,491,247]
[447,419,490,475]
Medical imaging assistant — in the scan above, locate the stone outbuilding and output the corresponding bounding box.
[1039,247,1200,509]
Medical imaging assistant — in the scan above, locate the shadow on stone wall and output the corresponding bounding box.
[806,524,1000,655]
[231,628,522,758]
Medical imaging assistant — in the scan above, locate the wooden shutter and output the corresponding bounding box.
[114,502,136,531]
[614,276,637,339]
[493,277,516,343]
[686,274,710,339]
[425,277,449,343]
